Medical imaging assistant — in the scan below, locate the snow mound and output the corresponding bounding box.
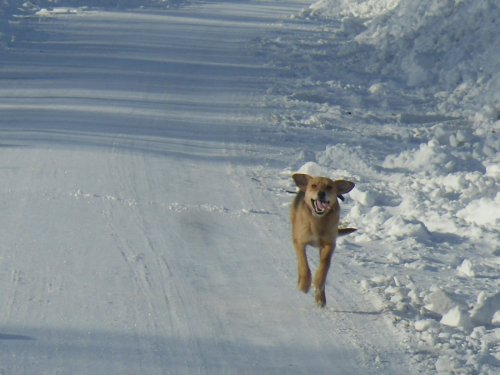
[383,139,466,174]
[295,161,327,177]
[440,306,472,330]
[306,0,500,118]
[457,259,475,278]
[424,288,466,318]
[266,0,500,372]
[384,216,430,240]
[471,292,500,327]
[308,0,400,19]
[35,8,84,16]
[457,192,500,227]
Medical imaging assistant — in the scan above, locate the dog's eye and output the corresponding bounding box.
[326,185,333,191]
[311,184,317,189]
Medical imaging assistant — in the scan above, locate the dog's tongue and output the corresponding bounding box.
[314,200,330,212]
[318,201,330,210]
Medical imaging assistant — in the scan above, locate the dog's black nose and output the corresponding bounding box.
[318,191,326,201]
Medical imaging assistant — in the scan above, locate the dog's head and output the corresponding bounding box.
[292,173,355,217]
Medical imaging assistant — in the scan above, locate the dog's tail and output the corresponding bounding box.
[338,227,357,236]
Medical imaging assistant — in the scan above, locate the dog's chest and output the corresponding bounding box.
[307,234,323,248]
[306,220,336,247]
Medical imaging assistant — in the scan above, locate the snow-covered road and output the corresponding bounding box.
[0,1,411,374]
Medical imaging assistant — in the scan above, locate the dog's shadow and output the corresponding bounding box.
[329,309,383,316]
[0,333,36,341]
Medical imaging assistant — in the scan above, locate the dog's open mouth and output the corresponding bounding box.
[312,199,330,215]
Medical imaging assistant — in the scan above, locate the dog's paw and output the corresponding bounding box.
[315,288,326,308]
[297,272,311,293]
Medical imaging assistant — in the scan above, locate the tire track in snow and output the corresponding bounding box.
[104,141,178,335]
[72,188,278,217]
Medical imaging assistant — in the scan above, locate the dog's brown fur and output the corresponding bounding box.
[290,174,355,307]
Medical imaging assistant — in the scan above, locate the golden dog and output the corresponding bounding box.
[290,173,356,307]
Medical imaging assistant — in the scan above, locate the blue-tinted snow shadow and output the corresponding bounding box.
[0,326,364,375]
[0,125,278,170]
[0,144,31,148]
[330,309,382,316]
[0,5,299,165]
[0,332,36,341]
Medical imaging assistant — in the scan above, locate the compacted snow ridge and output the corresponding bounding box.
[1,0,499,374]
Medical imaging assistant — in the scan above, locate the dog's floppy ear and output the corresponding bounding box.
[292,173,311,192]
[334,180,355,195]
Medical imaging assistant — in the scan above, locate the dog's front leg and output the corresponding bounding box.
[293,240,311,293]
[314,242,334,307]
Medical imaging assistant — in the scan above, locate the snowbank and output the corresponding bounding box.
[265,0,499,373]
[306,0,500,120]
[309,0,400,19]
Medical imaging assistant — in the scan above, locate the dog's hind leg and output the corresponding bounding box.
[314,243,334,307]
[293,240,311,293]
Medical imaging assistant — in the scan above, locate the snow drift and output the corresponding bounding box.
[264,0,499,373]
[306,0,499,120]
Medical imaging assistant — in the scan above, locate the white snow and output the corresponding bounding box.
[424,288,467,318]
[457,192,500,227]
[1,0,499,374]
[35,7,82,16]
[308,0,400,19]
[440,306,472,330]
[265,0,499,373]
[414,319,435,332]
[471,292,500,327]
[457,259,476,278]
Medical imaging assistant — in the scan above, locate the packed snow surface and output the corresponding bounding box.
[1,0,499,374]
